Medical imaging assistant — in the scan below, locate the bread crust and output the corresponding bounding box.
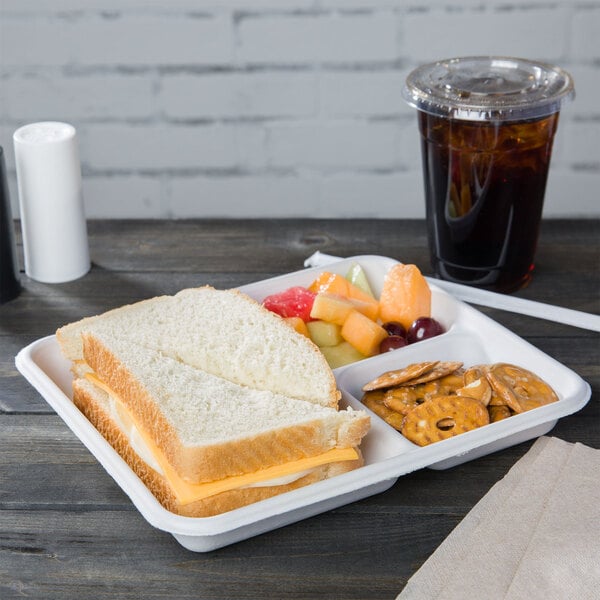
[81,332,369,483]
[73,378,363,517]
[198,287,339,408]
[58,286,370,516]
[56,286,339,408]
[56,294,171,363]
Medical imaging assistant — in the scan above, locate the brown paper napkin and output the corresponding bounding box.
[397,437,600,600]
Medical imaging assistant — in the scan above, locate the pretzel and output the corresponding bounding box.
[384,373,465,415]
[401,395,489,446]
[362,361,439,391]
[488,404,512,422]
[464,365,488,384]
[383,386,423,416]
[361,390,405,430]
[399,361,463,386]
[465,365,503,405]
[360,360,557,445]
[486,363,558,413]
[435,372,466,392]
[456,376,492,406]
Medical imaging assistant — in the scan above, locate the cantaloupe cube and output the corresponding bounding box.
[308,271,377,304]
[349,297,379,321]
[309,272,380,321]
[306,320,343,347]
[309,293,355,325]
[284,316,310,337]
[378,264,431,329]
[308,271,349,296]
[320,342,366,369]
[341,310,388,357]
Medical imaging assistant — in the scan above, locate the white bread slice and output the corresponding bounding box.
[57,287,338,408]
[82,331,370,484]
[72,377,364,517]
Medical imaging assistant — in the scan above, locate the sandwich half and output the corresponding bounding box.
[58,286,339,408]
[70,329,370,517]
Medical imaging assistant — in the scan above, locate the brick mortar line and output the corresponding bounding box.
[1,117,415,127]
[2,60,596,78]
[1,61,415,76]
[1,3,589,20]
[5,166,596,178]
[3,116,598,128]
[3,166,418,178]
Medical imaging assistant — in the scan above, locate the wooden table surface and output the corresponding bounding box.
[1,219,598,600]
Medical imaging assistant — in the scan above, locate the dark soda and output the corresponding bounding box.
[418,111,559,292]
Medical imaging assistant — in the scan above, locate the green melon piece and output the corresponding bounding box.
[345,263,375,298]
[307,320,343,347]
[319,342,366,369]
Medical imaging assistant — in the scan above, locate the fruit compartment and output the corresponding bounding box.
[240,255,458,369]
[241,255,399,301]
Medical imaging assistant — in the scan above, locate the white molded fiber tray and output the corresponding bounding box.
[16,255,591,551]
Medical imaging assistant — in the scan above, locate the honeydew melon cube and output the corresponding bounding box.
[346,262,375,298]
[319,342,367,369]
[307,320,343,347]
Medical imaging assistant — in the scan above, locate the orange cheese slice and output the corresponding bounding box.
[84,373,359,506]
[164,447,359,505]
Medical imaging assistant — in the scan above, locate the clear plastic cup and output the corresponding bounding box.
[402,57,574,292]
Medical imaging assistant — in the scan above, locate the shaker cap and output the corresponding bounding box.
[402,56,574,122]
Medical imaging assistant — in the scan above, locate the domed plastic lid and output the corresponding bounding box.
[402,56,574,122]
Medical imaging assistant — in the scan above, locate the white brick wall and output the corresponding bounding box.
[1,1,599,219]
[237,13,398,63]
[162,73,318,119]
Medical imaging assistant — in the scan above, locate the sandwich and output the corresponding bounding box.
[57,287,370,517]
[57,286,340,407]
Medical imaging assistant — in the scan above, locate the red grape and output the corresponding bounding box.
[379,335,408,353]
[407,317,445,343]
[382,321,407,338]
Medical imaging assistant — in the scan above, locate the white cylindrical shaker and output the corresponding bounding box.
[13,122,90,283]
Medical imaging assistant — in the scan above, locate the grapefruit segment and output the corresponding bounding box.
[262,286,316,322]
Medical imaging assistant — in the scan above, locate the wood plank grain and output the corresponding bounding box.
[0,506,451,600]
[1,218,598,600]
